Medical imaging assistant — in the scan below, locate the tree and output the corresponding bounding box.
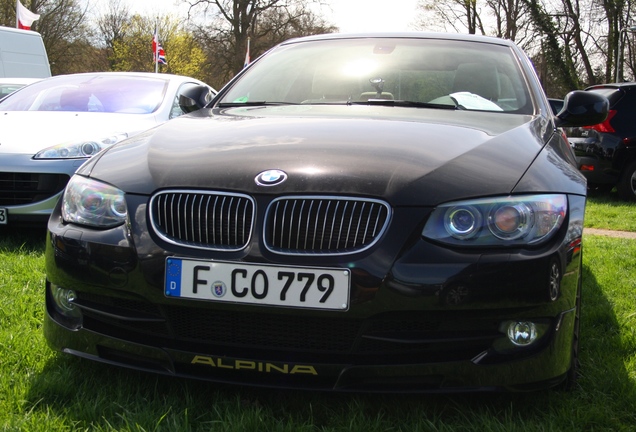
[551,0,598,86]
[0,0,21,27]
[520,0,632,88]
[415,0,486,34]
[413,0,620,94]
[95,0,131,70]
[109,14,208,80]
[96,0,130,49]
[485,0,531,42]
[37,0,95,75]
[521,0,579,95]
[160,32,207,78]
[185,0,336,85]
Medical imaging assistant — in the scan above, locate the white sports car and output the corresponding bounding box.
[0,72,215,225]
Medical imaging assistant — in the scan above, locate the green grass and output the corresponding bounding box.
[1,196,635,431]
[585,193,636,231]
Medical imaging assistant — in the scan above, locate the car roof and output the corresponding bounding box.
[0,77,41,84]
[281,32,517,48]
[47,72,194,82]
[29,72,211,92]
[586,82,636,90]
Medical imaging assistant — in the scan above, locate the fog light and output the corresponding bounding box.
[507,321,537,346]
[51,284,81,318]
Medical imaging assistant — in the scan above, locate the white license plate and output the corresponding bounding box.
[0,208,7,225]
[165,257,350,311]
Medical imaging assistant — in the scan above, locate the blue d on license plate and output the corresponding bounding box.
[165,257,350,311]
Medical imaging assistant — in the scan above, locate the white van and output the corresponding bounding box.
[0,26,51,78]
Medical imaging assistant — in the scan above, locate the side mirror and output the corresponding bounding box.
[554,90,609,128]
[179,85,214,114]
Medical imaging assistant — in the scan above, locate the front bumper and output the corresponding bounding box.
[43,194,585,392]
[44,300,576,392]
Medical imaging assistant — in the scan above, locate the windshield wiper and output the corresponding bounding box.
[218,100,461,110]
[217,101,299,108]
[348,99,460,110]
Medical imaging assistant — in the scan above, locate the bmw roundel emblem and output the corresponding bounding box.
[255,169,288,186]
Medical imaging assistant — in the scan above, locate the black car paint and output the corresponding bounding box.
[81,106,583,199]
[43,33,598,392]
[45,104,583,392]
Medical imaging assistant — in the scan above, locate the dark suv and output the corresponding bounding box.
[570,82,636,200]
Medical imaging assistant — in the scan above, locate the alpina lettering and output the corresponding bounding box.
[191,355,318,375]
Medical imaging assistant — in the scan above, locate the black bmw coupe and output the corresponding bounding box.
[44,32,608,392]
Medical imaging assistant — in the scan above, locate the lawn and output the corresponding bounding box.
[584,192,636,231]
[1,196,635,431]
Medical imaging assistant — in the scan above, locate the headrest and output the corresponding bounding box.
[453,63,500,101]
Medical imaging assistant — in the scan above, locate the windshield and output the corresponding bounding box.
[0,74,169,114]
[221,37,532,113]
[1,84,27,98]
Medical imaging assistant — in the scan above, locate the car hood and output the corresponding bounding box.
[0,111,158,154]
[86,105,549,206]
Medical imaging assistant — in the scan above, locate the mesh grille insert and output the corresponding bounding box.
[0,172,69,205]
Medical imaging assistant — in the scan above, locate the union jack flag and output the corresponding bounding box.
[153,29,167,65]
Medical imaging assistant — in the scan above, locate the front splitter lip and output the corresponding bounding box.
[44,308,570,393]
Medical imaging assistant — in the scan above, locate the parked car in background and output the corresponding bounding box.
[569,82,636,200]
[0,72,215,225]
[548,98,564,115]
[44,32,607,392]
[0,77,40,99]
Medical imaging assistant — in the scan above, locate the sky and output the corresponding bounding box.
[321,0,421,32]
[120,0,421,33]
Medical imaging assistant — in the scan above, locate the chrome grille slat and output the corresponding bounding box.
[304,200,314,250]
[371,203,381,237]
[312,200,323,250]
[210,196,218,245]
[233,197,238,244]
[219,196,226,244]
[189,195,196,242]
[297,200,306,250]
[170,195,176,238]
[353,202,365,248]
[150,191,254,251]
[344,201,355,248]
[320,201,331,250]
[230,197,236,244]
[177,194,183,240]
[265,196,390,256]
[197,196,203,243]
[203,196,210,244]
[329,201,339,249]
[183,194,190,240]
[337,201,348,249]
[288,200,297,249]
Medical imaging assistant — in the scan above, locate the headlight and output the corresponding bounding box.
[423,194,567,246]
[62,175,127,228]
[34,133,128,159]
